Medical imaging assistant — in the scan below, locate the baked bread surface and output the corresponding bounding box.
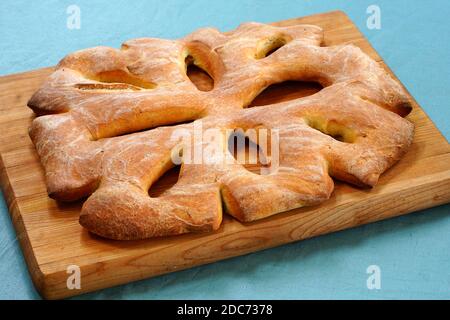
[28,22,414,240]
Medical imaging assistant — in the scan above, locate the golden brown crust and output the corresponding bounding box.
[28,22,414,240]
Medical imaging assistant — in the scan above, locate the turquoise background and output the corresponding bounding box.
[0,0,449,299]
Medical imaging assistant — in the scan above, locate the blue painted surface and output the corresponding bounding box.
[0,0,449,299]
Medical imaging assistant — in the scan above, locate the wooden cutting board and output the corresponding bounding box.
[1,10,449,300]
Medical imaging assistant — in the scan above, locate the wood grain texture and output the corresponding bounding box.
[0,10,449,299]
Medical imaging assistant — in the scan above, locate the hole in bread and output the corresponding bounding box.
[74,83,143,91]
[360,95,412,118]
[228,129,270,175]
[248,80,323,107]
[185,55,214,91]
[148,165,181,198]
[255,37,288,59]
[76,70,156,91]
[108,118,196,140]
[305,116,356,143]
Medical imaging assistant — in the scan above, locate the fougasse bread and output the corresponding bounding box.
[27,22,414,240]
